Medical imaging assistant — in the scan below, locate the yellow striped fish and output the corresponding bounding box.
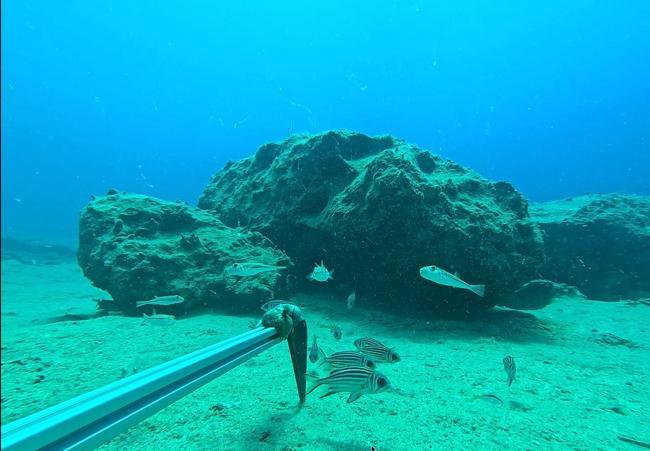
[306,366,391,403]
[354,338,401,363]
[317,349,376,369]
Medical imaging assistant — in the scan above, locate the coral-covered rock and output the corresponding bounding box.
[78,193,291,313]
[199,130,545,315]
[531,194,650,300]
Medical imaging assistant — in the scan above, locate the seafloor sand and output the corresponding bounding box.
[2,259,649,450]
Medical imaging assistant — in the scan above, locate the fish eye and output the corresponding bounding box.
[366,360,376,369]
[391,352,401,362]
[377,377,386,387]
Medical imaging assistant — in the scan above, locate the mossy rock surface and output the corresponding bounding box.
[531,193,650,300]
[78,193,291,313]
[199,130,545,315]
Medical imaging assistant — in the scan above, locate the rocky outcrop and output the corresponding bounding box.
[501,279,584,310]
[531,194,650,300]
[198,130,545,315]
[78,192,291,313]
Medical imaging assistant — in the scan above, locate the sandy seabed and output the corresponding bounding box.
[1,259,649,450]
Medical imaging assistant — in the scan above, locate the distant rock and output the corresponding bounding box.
[199,130,545,315]
[501,279,584,310]
[531,194,650,300]
[78,193,292,313]
[1,237,76,265]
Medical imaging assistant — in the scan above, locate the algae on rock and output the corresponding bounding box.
[199,130,545,315]
[78,192,291,313]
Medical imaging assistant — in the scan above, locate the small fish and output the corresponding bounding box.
[476,394,504,406]
[136,295,185,308]
[330,325,342,340]
[346,291,356,309]
[309,335,320,363]
[354,338,400,363]
[318,349,376,370]
[503,355,516,387]
[306,366,391,403]
[260,300,287,312]
[306,261,334,282]
[225,262,285,277]
[142,309,176,326]
[419,265,485,297]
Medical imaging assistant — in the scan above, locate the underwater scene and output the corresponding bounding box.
[1,2,649,450]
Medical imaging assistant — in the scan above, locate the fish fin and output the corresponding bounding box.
[347,392,363,403]
[319,390,337,399]
[320,260,324,266]
[470,284,486,297]
[306,379,322,395]
[316,348,328,366]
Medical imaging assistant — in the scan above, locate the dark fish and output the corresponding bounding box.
[318,349,376,369]
[309,335,320,363]
[503,355,516,387]
[306,366,391,403]
[330,325,342,340]
[354,338,400,363]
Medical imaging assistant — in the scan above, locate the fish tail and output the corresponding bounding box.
[316,348,328,367]
[470,284,486,297]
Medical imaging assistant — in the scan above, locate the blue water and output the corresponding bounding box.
[2,1,649,245]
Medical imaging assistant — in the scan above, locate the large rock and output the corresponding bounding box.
[198,130,545,315]
[78,192,292,313]
[531,194,650,299]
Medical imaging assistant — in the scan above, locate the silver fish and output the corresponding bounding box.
[260,300,288,312]
[346,291,356,309]
[330,325,342,340]
[477,394,504,406]
[318,350,376,370]
[136,295,185,308]
[309,335,320,363]
[503,355,516,387]
[419,265,485,297]
[225,262,285,277]
[306,366,391,403]
[306,261,334,283]
[141,309,176,326]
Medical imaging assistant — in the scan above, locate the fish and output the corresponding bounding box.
[503,355,516,387]
[260,300,288,312]
[306,261,334,282]
[309,335,320,363]
[225,262,285,277]
[354,338,400,363]
[136,295,185,308]
[346,291,356,309]
[330,325,342,340]
[318,349,376,370]
[141,309,176,326]
[306,366,391,403]
[476,394,504,406]
[419,265,485,297]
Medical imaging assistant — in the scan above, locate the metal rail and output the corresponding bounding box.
[1,321,307,450]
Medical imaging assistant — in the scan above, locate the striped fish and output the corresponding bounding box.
[354,337,385,349]
[306,366,391,403]
[354,338,400,363]
[309,336,320,363]
[503,355,516,387]
[317,349,376,370]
